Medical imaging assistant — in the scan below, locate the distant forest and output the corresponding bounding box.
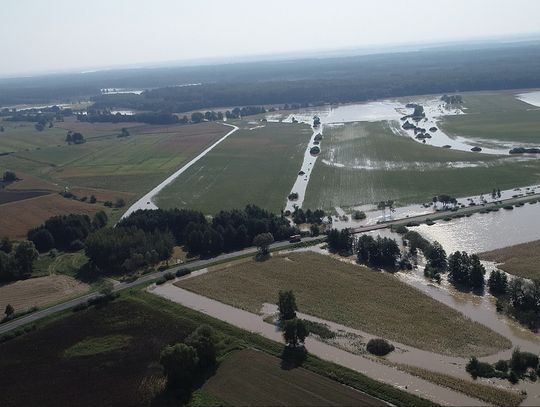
[2,43,540,110]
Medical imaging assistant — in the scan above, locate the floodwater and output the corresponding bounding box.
[517,90,540,108]
[329,183,540,230]
[412,201,540,253]
[285,125,322,212]
[278,97,516,155]
[101,88,144,95]
[150,282,485,406]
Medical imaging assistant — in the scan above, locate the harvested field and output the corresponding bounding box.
[0,121,230,198]
[202,348,385,407]
[0,290,434,407]
[0,189,50,204]
[178,252,510,356]
[0,298,192,407]
[0,275,89,313]
[0,194,106,239]
[479,239,540,279]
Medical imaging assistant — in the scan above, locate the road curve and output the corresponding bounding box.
[121,123,239,219]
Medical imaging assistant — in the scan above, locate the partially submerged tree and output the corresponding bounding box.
[278,290,298,321]
[283,318,309,347]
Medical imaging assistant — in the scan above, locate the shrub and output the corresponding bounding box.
[508,370,519,384]
[510,348,539,373]
[393,225,409,234]
[352,210,366,220]
[495,359,509,372]
[466,357,495,379]
[175,268,191,278]
[366,338,395,356]
[301,320,336,339]
[503,205,514,210]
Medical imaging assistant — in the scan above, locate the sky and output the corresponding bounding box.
[2,0,540,77]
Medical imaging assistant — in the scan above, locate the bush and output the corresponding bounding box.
[352,210,366,220]
[301,320,336,339]
[510,348,539,373]
[495,359,509,372]
[508,370,519,384]
[466,357,498,379]
[393,225,409,234]
[366,338,395,356]
[175,268,191,278]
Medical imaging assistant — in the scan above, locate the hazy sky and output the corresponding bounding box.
[2,0,540,77]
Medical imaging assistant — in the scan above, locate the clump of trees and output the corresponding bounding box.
[66,131,86,144]
[85,227,174,274]
[0,240,38,282]
[291,208,325,225]
[447,251,486,291]
[403,231,447,282]
[356,235,400,270]
[466,348,539,383]
[28,212,108,252]
[160,325,218,396]
[2,171,17,183]
[326,228,353,254]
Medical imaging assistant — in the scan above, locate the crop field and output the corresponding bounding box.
[0,275,89,313]
[440,90,540,143]
[0,121,229,196]
[177,252,510,356]
[0,121,68,153]
[302,121,540,209]
[0,289,432,407]
[0,189,50,204]
[201,348,385,406]
[0,194,106,239]
[155,121,312,214]
[479,239,540,279]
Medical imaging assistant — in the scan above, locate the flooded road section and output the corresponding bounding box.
[150,282,486,406]
[285,124,323,212]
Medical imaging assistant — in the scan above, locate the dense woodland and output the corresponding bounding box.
[1,43,540,110]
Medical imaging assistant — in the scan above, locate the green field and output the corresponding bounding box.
[480,239,540,279]
[155,120,311,214]
[178,252,510,357]
[0,120,229,197]
[440,91,540,143]
[303,121,540,209]
[0,288,436,407]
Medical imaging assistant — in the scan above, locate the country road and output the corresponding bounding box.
[121,123,239,219]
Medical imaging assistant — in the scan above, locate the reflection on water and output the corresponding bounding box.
[413,202,540,253]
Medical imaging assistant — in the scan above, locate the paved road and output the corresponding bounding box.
[4,191,539,335]
[350,192,540,234]
[0,236,323,335]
